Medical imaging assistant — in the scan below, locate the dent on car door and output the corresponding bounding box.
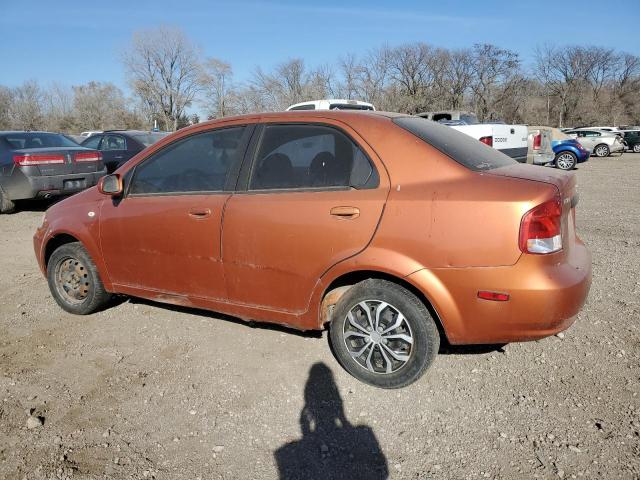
[221,123,388,314]
[99,126,252,299]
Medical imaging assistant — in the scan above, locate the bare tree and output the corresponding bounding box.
[9,80,45,130]
[201,58,235,119]
[73,82,129,130]
[470,44,521,121]
[123,26,201,131]
[0,86,11,130]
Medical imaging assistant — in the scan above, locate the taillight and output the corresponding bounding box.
[479,136,493,147]
[13,154,65,166]
[519,195,562,254]
[74,152,102,162]
[533,133,541,150]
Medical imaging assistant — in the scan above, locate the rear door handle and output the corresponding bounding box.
[188,208,211,219]
[330,206,360,219]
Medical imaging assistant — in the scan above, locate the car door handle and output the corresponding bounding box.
[330,206,360,219]
[188,208,211,219]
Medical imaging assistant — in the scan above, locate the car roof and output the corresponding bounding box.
[0,131,65,135]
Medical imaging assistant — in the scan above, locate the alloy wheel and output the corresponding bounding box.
[556,153,576,170]
[342,300,414,375]
[595,145,609,157]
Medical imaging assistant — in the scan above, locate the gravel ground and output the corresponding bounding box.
[0,154,638,480]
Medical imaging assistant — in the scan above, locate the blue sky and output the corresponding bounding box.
[1,0,637,92]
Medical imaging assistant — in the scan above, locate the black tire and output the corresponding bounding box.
[554,151,577,170]
[594,144,610,157]
[0,185,15,214]
[47,242,112,315]
[329,279,439,389]
[633,144,640,153]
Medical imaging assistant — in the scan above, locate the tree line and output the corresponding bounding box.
[1,26,638,133]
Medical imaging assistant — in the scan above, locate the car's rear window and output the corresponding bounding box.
[131,133,169,147]
[392,117,516,171]
[2,132,79,150]
[329,103,374,111]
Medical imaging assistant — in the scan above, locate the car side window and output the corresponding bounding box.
[129,127,247,195]
[82,135,102,149]
[102,135,126,151]
[249,124,377,191]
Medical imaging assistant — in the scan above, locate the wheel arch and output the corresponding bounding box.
[318,269,450,342]
[44,233,81,269]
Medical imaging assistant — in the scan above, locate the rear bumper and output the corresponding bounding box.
[609,143,625,153]
[530,152,555,165]
[407,242,592,344]
[2,169,106,201]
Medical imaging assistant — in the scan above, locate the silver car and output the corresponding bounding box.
[564,129,625,157]
[526,126,555,165]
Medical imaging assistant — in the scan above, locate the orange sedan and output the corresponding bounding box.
[33,111,591,388]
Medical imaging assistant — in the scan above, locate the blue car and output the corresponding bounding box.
[550,128,590,170]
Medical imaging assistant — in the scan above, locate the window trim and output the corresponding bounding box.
[236,122,379,194]
[125,124,255,198]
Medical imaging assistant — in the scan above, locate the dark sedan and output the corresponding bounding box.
[80,130,169,173]
[0,131,105,214]
[622,130,640,153]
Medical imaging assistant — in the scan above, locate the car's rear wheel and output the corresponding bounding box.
[594,144,610,157]
[47,242,112,315]
[0,186,15,214]
[633,144,640,153]
[329,279,439,389]
[555,151,577,170]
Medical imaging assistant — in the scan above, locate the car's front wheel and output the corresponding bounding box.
[633,144,640,153]
[329,279,440,389]
[555,151,577,170]
[594,144,610,157]
[47,242,112,315]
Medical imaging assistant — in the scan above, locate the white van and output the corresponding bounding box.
[286,99,375,111]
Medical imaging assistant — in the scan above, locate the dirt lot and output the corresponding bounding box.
[0,154,639,480]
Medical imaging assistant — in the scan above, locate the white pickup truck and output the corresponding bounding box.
[417,111,529,163]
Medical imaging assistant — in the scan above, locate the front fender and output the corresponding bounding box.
[39,196,112,291]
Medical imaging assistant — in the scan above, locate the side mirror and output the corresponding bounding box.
[98,174,123,196]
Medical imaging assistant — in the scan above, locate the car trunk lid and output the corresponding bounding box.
[487,164,578,254]
[13,147,104,176]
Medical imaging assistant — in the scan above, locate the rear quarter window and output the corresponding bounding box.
[392,117,516,171]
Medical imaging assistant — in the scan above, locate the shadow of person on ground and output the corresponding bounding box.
[275,362,388,480]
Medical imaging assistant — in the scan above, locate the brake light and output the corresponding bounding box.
[74,152,102,162]
[519,195,563,254]
[533,133,541,150]
[479,136,493,147]
[13,154,65,166]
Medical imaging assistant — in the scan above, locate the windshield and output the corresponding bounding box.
[2,132,79,150]
[393,117,516,171]
[131,132,169,147]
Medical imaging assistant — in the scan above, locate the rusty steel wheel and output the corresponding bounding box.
[54,257,91,305]
[47,242,112,315]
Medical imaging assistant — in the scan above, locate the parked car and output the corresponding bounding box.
[564,129,625,157]
[621,130,640,153]
[34,112,591,388]
[418,111,529,163]
[286,99,375,111]
[80,130,169,173]
[529,127,591,170]
[0,131,105,213]
[526,126,555,166]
